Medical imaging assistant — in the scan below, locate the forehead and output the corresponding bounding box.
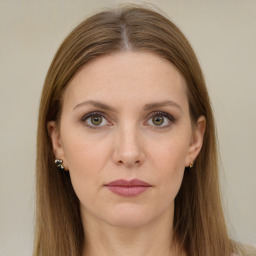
[63,51,188,110]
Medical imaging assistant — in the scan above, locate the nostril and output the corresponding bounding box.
[116,159,142,167]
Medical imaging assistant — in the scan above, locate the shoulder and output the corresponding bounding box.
[241,244,256,256]
[233,243,256,256]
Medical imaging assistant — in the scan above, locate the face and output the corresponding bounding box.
[48,51,205,229]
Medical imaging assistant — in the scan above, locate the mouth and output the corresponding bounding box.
[104,179,152,197]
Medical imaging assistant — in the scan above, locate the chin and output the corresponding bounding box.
[107,215,151,229]
[103,204,153,228]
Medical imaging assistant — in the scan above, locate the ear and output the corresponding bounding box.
[47,121,68,170]
[185,115,206,167]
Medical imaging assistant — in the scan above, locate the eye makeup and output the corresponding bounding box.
[144,111,176,129]
[80,110,176,130]
[80,111,112,129]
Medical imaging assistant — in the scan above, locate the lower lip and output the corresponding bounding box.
[106,186,150,196]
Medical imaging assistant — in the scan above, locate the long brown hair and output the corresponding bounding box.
[34,5,238,256]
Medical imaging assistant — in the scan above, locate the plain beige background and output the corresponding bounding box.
[0,0,255,255]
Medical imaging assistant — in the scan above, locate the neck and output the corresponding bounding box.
[81,207,184,256]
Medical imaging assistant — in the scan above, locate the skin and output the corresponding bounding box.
[48,51,205,256]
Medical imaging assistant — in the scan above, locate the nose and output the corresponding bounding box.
[112,124,145,168]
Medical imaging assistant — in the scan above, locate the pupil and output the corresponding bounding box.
[91,116,102,125]
[153,116,164,125]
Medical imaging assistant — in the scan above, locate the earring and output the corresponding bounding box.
[55,159,65,171]
[189,161,194,168]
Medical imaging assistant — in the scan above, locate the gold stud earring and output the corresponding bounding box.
[189,161,194,168]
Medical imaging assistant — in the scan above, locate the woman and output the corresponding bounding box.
[33,5,254,256]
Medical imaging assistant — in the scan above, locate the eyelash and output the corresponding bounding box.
[145,112,176,129]
[80,111,109,129]
[80,111,176,129]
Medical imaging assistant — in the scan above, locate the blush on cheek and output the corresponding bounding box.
[161,160,186,190]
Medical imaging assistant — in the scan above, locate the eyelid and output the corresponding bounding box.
[81,111,106,121]
[146,111,175,121]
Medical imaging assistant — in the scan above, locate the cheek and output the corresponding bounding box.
[150,132,190,170]
[62,126,111,172]
[149,135,190,197]
[60,127,113,198]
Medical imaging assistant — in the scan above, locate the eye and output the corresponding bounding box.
[152,116,165,126]
[81,112,110,128]
[146,112,175,128]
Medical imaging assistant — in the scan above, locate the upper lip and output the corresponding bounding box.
[105,179,152,187]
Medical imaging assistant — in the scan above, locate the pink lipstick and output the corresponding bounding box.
[105,179,152,197]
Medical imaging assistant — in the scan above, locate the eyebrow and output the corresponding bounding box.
[73,100,116,112]
[143,100,182,111]
[73,100,182,112]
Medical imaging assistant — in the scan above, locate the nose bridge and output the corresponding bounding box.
[120,123,139,150]
[113,121,145,167]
